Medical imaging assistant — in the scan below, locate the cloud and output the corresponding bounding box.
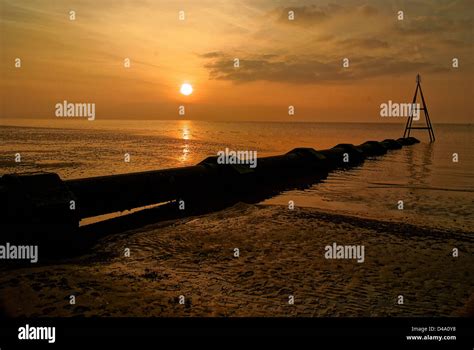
[337,38,389,49]
[275,3,379,26]
[396,16,473,36]
[437,38,466,47]
[202,52,447,84]
[200,51,223,58]
[275,4,343,25]
[359,4,379,16]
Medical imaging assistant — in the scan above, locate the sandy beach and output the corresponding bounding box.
[1,203,472,317]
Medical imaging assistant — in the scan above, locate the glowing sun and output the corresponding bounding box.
[180,83,193,96]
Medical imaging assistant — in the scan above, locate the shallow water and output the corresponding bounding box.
[264,140,474,231]
[1,119,472,231]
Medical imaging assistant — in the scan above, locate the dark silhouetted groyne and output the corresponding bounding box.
[0,137,420,248]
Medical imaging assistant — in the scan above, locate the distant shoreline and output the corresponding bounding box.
[1,118,473,127]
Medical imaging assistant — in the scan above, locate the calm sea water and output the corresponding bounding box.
[1,119,473,231]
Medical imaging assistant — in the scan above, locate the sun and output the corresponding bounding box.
[180,83,193,96]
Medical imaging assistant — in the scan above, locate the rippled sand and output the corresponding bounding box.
[1,203,473,317]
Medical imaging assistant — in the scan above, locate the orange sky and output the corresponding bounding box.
[1,0,473,122]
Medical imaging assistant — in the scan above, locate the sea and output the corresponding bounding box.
[1,119,473,232]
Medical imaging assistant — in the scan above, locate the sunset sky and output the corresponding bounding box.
[1,0,473,122]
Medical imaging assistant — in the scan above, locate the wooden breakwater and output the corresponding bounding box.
[0,137,419,244]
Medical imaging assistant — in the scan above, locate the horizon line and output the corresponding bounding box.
[0,117,472,126]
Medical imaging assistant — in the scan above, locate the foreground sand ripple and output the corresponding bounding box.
[1,203,473,317]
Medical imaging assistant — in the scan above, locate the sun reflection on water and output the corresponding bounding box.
[179,121,191,163]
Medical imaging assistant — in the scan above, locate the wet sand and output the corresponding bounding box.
[0,203,473,317]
